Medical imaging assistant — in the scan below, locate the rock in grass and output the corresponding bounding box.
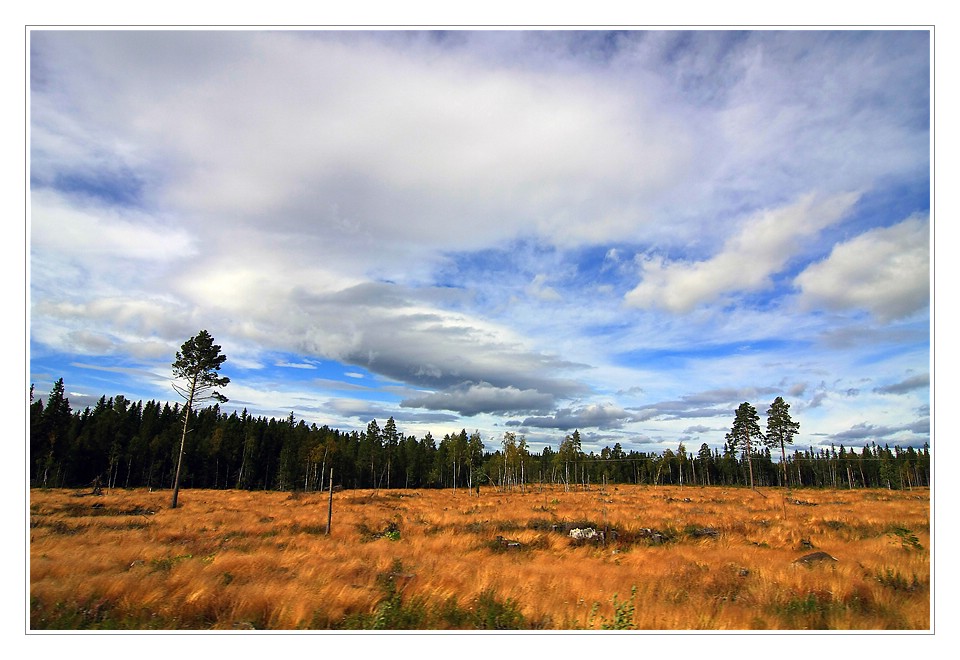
[793,551,838,565]
[688,527,720,539]
[495,535,523,549]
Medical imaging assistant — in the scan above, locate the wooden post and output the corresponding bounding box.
[325,468,334,535]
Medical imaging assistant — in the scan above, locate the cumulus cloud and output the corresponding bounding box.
[794,214,930,321]
[625,192,860,312]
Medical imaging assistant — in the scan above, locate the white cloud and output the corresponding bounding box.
[276,361,317,370]
[28,30,931,448]
[31,31,695,260]
[794,214,929,321]
[526,274,563,302]
[30,189,195,263]
[625,192,860,312]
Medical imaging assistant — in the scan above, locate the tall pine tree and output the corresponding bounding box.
[765,396,800,488]
[171,330,229,508]
[726,402,763,489]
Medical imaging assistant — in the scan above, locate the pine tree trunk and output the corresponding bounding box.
[171,374,197,509]
[780,442,788,490]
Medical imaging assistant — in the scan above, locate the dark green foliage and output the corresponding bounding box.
[172,331,230,403]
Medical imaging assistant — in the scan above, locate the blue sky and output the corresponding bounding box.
[28,29,931,454]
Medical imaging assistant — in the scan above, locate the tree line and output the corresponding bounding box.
[30,330,929,494]
[29,379,929,493]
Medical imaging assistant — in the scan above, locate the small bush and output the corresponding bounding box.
[589,586,637,630]
[356,520,402,542]
[470,590,528,629]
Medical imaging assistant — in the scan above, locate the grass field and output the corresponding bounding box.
[28,484,930,630]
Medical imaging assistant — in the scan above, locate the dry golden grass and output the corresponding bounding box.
[29,484,929,630]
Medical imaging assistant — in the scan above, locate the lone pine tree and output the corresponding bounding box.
[765,396,800,488]
[171,330,229,508]
[726,402,763,490]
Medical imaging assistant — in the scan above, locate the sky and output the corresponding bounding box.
[27,28,932,455]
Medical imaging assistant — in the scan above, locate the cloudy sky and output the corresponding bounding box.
[28,29,931,454]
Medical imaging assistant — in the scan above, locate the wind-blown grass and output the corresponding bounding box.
[29,485,929,630]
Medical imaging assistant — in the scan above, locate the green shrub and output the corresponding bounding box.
[589,586,637,630]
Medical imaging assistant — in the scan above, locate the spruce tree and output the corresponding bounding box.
[38,378,72,487]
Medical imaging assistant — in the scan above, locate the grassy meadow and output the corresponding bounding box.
[29,484,930,630]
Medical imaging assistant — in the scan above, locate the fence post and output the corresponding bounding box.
[326,468,334,535]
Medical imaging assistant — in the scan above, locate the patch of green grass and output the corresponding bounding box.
[773,590,837,630]
[290,523,327,536]
[338,560,532,630]
[356,520,402,542]
[875,568,924,592]
[466,590,529,629]
[30,597,172,630]
[887,525,923,552]
[149,554,194,572]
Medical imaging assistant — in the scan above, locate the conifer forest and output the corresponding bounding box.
[30,378,930,495]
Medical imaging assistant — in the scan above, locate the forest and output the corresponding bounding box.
[29,377,930,494]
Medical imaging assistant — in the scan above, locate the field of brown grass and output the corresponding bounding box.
[29,484,930,630]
